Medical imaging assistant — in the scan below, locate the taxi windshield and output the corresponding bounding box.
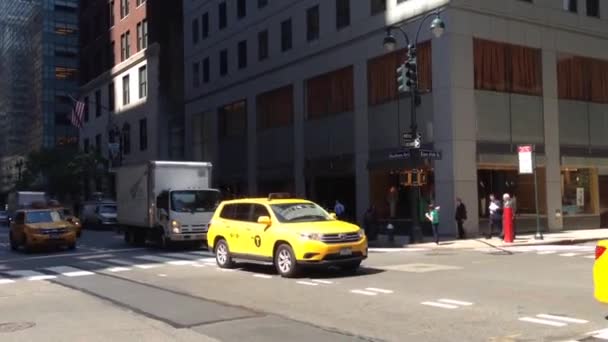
[26,210,63,224]
[270,203,331,223]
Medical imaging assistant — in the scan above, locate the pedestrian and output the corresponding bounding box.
[363,206,378,240]
[487,194,502,239]
[334,200,345,220]
[425,204,440,245]
[455,198,467,239]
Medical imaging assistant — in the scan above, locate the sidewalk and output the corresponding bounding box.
[368,228,608,250]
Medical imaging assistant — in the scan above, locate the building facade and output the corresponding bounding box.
[0,0,79,194]
[183,0,608,235]
[78,0,185,178]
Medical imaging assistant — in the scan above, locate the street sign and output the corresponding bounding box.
[517,145,534,174]
[419,149,442,160]
[388,151,411,160]
[403,139,421,149]
[402,131,422,141]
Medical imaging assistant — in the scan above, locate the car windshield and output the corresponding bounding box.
[99,205,116,214]
[270,202,331,223]
[171,190,220,213]
[26,210,63,224]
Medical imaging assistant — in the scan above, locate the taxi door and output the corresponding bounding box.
[245,204,274,259]
[222,203,251,255]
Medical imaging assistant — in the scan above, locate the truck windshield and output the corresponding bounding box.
[98,205,116,214]
[26,210,63,224]
[171,191,220,213]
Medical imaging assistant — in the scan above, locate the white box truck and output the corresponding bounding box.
[116,161,220,248]
[7,191,47,220]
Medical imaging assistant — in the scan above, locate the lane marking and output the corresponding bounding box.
[192,264,207,268]
[0,248,145,263]
[559,253,579,257]
[105,259,135,266]
[167,260,196,266]
[537,251,557,255]
[369,248,428,253]
[78,254,114,260]
[584,255,596,259]
[296,281,319,286]
[136,255,174,263]
[0,279,15,284]
[107,267,130,273]
[158,274,167,277]
[199,257,216,263]
[350,290,378,296]
[366,287,394,294]
[4,270,56,281]
[438,299,473,306]
[253,274,272,279]
[135,264,162,269]
[311,279,333,284]
[535,314,588,324]
[163,253,202,260]
[421,301,458,309]
[518,317,567,327]
[46,266,95,277]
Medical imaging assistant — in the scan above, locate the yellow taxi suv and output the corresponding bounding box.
[9,208,77,252]
[207,194,368,278]
[594,240,608,303]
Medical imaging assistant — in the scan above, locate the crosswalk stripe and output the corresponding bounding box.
[536,314,588,324]
[350,289,378,296]
[518,317,567,327]
[135,255,174,263]
[0,279,15,284]
[559,253,579,257]
[311,279,333,284]
[4,270,56,281]
[253,274,272,279]
[296,281,319,286]
[45,266,94,277]
[537,251,556,255]
[366,287,394,294]
[105,259,135,266]
[438,299,473,306]
[421,301,458,309]
[163,253,201,260]
[135,264,161,269]
[584,255,596,259]
[107,267,130,273]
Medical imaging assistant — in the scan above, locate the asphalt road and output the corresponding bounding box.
[0,224,606,342]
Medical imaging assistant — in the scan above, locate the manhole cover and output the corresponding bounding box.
[0,322,36,333]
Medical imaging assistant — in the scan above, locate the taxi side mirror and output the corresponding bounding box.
[329,213,337,220]
[257,216,272,228]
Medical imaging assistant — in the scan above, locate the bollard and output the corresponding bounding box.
[503,206,514,243]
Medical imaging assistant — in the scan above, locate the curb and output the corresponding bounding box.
[496,237,608,248]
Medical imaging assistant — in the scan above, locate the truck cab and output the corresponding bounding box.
[156,188,221,246]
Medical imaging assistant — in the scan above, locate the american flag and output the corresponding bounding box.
[69,99,85,128]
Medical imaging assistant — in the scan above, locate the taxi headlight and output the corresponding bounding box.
[171,220,181,233]
[357,228,365,239]
[300,232,322,241]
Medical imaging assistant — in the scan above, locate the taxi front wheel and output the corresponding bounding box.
[275,244,299,278]
[215,239,234,269]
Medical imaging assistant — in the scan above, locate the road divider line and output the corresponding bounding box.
[535,314,588,324]
[366,287,394,294]
[518,317,567,327]
[311,279,333,284]
[350,290,378,296]
[421,301,458,309]
[296,281,319,286]
[253,274,272,279]
[438,299,473,306]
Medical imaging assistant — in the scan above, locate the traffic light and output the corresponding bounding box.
[405,56,417,90]
[396,63,408,93]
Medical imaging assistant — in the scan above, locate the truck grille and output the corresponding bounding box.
[180,224,208,234]
[321,232,360,244]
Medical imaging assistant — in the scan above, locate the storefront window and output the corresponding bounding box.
[477,168,547,216]
[561,168,598,215]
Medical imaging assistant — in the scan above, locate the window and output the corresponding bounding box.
[220,49,228,76]
[257,85,294,130]
[108,82,115,111]
[251,204,270,222]
[120,0,129,18]
[558,55,608,103]
[84,96,90,122]
[336,0,350,29]
[237,0,246,19]
[238,40,247,69]
[564,0,578,12]
[139,65,147,98]
[192,18,199,44]
[139,119,147,151]
[219,2,227,29]
[120,31,130,61]
[203,57,210,83]
[281,19,292,52]
[371,0,386,15]
[122,75,130,105]
[307,6,320,42]
[258,30,269,61]
[137,20,147,50]
[218,100,247,138]
[136,0,145,6]
[95,134,102,152]
[202,13,209,39]
[109,0,115,27]
[84,138,90,153]
[368,41,433,105]
[473,38,542,96]
[95,90,101,117]
[306,66,354,119]
[193,62,200,88]
[258,0,268,8]
[122,124,131,155]
[587,0,599,17]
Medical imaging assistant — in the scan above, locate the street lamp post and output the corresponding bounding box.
[14,159,24,184]
[383,11,445,243]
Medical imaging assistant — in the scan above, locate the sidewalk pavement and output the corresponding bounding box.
[368,228,608,250]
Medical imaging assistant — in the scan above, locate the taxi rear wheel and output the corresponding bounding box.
[215,239,234,268]
[275,244,298,278]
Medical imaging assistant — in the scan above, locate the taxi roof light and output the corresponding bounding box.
[268,193,293,201]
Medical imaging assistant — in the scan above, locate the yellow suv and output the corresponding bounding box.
[207,194,367,277]
[9,208,77,252]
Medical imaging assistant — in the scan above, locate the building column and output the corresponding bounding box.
[432,32,479,237]
[247,96,258,196]
[543,50,563,232]
[354,60,370,224]
[293,81,306,197]
[209,110,219,187]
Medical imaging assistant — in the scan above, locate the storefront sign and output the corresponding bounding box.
[419,149,442,160]
[388,151,411,160]
[576,187,585,207]
[517,145,534,174]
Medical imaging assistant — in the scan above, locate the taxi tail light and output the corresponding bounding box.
[596,246,607,260]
